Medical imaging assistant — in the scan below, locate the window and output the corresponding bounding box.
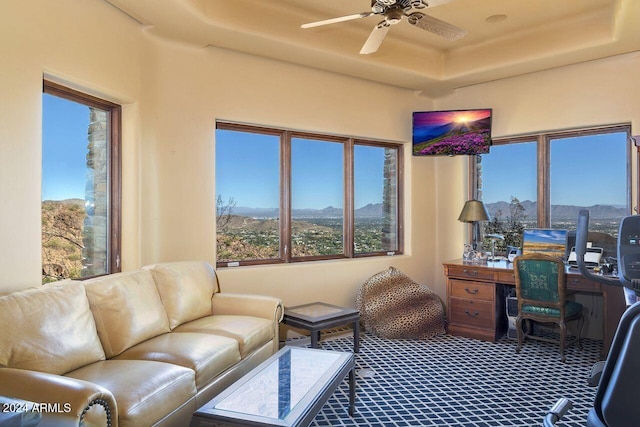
[291,136,344,258]
[215,122,403,267]
[549,131,629,232]
[474,125,631,252]
[215,129,281,263]
[42,80,121,282]
[354,144,400,254]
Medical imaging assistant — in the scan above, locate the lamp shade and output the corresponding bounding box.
[458,199,490,223]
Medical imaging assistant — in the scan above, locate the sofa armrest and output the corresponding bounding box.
[212,293,283,352]
[0,367,117,427]
[211,293,283,322]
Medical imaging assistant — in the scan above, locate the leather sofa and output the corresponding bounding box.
[0,261,283,427]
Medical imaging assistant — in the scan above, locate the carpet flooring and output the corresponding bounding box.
[303,332,601,427]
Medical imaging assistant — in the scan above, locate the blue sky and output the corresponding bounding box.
[215,130,386,209]
[43,95,628,210]
[41,109,386,209]
[481,132,628,207]
[523,228,568,244]
[42,93,91,201]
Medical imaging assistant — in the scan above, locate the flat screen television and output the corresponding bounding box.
[412,109,492,156]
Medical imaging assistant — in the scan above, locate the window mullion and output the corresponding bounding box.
[109,107,122,272]
[636,139,640,215]
[538,134,550,227]
[344,139,354,258]
[396,144,405,253]
[281,131,292,262]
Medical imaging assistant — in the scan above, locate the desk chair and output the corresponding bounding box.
[513,253,584,362]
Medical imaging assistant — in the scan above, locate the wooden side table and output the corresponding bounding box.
[283,302,360,353]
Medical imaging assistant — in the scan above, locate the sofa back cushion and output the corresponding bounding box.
[144,261,218,329]
[0,282,106,374]
[83,270,171,358]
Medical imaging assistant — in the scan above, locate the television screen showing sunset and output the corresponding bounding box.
[413,109,492,156]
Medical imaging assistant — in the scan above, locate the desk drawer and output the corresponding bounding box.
[566,274,600,292]
[496,271,516,284]
[449,280,494,301]
[446,265,494,281]
[449,298,494,329]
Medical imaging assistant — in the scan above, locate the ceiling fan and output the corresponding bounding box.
[301,0,467,54]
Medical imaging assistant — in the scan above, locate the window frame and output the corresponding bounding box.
[470,124,633,228]
[43,79,122,277]
[215,121,404,267]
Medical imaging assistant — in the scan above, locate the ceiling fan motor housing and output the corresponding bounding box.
[372,0,425,14]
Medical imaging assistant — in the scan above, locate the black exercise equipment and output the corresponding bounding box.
[543,209,640,426]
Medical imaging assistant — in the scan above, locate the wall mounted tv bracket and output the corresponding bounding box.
[576,209,640,293]
[567,246,603,268]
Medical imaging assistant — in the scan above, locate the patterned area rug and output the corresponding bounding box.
[305,332,601,426]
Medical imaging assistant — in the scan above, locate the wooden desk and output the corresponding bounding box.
[443,259,625,358]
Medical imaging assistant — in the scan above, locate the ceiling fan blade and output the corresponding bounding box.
[301,12,373,29]
[408,13,467,41]
[360,24,390,55]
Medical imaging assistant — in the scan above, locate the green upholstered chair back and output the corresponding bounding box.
[514,253,567,313]
[516,257,561,302]
[513,252,583,362]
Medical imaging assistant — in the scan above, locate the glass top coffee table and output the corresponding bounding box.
[191,346,355,427]
[284,302,360,353]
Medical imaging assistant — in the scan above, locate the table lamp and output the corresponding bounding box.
[458,199,490,250]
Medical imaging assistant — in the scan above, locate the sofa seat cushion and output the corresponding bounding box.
[83,270,171,358]
[144,262,218,329]
[174,315,274,357]
[65,360,196,427]
[0,282,105,374]
[114,332,241,389]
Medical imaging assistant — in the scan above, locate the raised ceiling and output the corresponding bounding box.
[105,0,640,97]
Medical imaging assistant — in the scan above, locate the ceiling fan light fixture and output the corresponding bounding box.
[407,13,424,25]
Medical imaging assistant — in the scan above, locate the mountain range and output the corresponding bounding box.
[233,200,626,220]
[485,200,627,220]
[233,203,384,218]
